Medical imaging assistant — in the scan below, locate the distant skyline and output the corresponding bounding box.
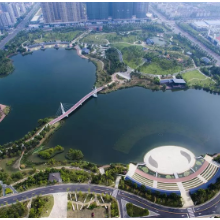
[41,2,149,24]
[0,2,27,27]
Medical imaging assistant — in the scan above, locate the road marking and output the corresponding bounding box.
[50,189,54,191]
[194,197,220,213]
[117,193,187,215]
[187,208,195,218]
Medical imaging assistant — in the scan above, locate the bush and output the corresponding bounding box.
[126,203,149,217]
[0,201,28,218]
[38,145,64,159]
[5,188,13,195]
[88,202,97,210]
[65,149,84,160]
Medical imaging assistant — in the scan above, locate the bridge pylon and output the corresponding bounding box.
[60,102,68,117]
[93,86,98,98]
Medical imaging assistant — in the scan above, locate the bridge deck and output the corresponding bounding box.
[49,87,103,125]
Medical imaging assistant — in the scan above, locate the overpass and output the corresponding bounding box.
[49,86,104,125]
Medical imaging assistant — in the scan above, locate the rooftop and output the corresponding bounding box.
[48,173,62,183]
[143,146,196,174]
[172,78,186,84]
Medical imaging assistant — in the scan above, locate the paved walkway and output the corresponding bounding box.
[115,176,121,189]
[177,182,194,208]
[49,193,67,218]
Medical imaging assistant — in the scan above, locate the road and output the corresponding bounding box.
[0,3,40,50]
[150,6,220,66]
[0,183,219,218]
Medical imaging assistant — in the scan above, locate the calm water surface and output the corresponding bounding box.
[0,49,220,165]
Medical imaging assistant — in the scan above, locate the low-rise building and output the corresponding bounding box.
[48,173,62,183]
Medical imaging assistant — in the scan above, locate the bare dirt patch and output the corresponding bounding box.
[49,193,67,218]
[67,206,108,218]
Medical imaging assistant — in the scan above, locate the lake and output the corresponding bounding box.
[0,48,220,165]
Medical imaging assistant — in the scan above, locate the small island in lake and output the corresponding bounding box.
[0,104,10,123]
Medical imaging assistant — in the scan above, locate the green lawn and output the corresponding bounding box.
[5,188,13,195]
[140,62,182,75]
[34,30,82,43]
[40,195,54,218]
[112,42,142,51]
[81,32,141,45]
[30,195,54,218]
[126,203,149,217]
[0,157,19,174]
[80,33,116,44]
[182,70,215,87]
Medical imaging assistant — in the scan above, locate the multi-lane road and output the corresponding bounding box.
[0,3,40,50]
[150,6,220,66]
[0,183,219,218]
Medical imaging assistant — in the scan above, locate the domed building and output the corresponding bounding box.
[125,146,220,196]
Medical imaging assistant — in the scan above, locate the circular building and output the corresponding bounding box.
[143,146,195,175]
[125,146,220,198]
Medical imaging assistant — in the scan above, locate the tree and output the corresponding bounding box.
[66,149,84,160]
[153,77,160,85]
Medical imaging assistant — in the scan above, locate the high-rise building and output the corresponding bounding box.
[133,2,149,18]
[0,11,12,27]
[112,2,134,19]
[5,3,16,24]
[86,2,109,20]
[12,3,21,18]
[19,2,26,14]
[41,2,85,23]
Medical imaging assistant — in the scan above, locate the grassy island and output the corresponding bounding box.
[126,203,149,217]
[38,145,64,159]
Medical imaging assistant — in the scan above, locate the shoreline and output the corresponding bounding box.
[0,104,10,123]
[74,45,89,59]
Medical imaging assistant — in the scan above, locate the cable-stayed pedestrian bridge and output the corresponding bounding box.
[49,86,103,125]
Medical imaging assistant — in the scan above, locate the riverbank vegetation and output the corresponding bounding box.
[190,177,220,205]
[38,145,64,159]
[214,155,220,163]
[0,201,28,218]
[182,70,215,87]
[119,177,182,207]
[2,106,10,115]
[105,48,126,74]
[14,167,91,192]
[91,164,126,186]
[0,117,58,160]
[65,148,83,160]
[29,195,54,218]
[0,168,36,185]
[126,203,149,217]
[0,51,14,76]
[4,28,83,56]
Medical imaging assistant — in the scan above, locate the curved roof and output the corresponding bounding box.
[144,146,195,174]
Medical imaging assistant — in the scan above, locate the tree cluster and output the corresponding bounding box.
[0,50,14,76]
[0,201,28,218]
[65,148,84,160]
[91,165,126,186]
[105,48,126,75]
[29,196,49,218]
[126,203,149,217]
[38,145,64,159]
[119,177,182,207]
[190,177,220,205]
[14,167,90,192]
[0,117,51,159]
